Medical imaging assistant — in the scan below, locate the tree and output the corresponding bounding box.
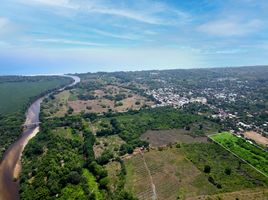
[225,167,231,175]
[99,177,109,189]
[67,107,74,114]
[204,165,211,173]
[67,171,81,185]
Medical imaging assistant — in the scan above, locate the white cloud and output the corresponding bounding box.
[0,17,9,28]
[21,0,188,25]
[0,17,19,37]
[91,29,141,40]
[35,38,107,47]
[27,0,77,9]
[0,17,11,36]
[197,19,262,36]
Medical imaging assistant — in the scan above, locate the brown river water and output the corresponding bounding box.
[0,75,80,200]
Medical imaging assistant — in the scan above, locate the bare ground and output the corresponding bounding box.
[141,129,208,147]
[243,131,268,146]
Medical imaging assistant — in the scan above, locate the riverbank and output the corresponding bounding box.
[0,75,80,200]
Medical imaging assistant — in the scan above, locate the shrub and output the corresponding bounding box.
[225,167,232,175]
[204,165,211,173]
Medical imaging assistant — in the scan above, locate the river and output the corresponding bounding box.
[0,75,80,200]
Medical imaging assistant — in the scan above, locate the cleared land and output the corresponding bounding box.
[141,129,207,147]
[44,84,155,116]
[94,135,125,158]
[210,132,268,176]
[42,90,71,117]
[125,141,268,200]
[68,85,154,113]
[244,131,268,147]
[105,161,121,192]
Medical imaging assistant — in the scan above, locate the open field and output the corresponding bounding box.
[68,94,153,114]
[125,142,268,200]
[94,135,125,158]
[68,85,155,114]
[141,129,208,147]
[244,131,268,147]
[210,132,268,176]
[42,90,71,117]
[125,148,216,200]
[105,161,121,192]
[188,188,268,200]
[44,84,155,116]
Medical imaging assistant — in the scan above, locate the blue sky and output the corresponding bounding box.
[0,0,268,74]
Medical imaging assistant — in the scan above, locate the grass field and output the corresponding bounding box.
[94,135,125,158]
[105,161,121,192]
[125,142,268,200]
[125,148,217,200]
[188,187,268,200]
[42,90,71,117]
[210,132,268,176]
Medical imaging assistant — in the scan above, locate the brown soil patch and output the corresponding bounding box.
[68,94,154,114]
[141,129,208,147]
[244,131,268,146]
[94,89,105,97]
[68,99,114,113]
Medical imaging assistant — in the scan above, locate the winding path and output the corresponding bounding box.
[0,75,80,200]
[140,151,157,200]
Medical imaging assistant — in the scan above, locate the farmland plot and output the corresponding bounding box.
[210,132,268,176]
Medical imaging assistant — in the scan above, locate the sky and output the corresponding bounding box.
[0,0,268,74]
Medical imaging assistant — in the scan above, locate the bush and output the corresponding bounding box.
[99,177,109,189]
[67,171,81,185]
[208,176,215,184]
[204,165,211,173]
[119,144,134,155]
[135,101,141,105]
[225,167,232,175]
[115,102,123,107]
[96,150,114,165]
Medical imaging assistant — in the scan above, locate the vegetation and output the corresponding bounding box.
[182,143,268,190]
[125,143,268,199]
[21,116,101,199]
[0,76,72,159]
[20,113,135,200]
[17,67,268,199]
[210,132,268,176]
[95,107,218,154]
